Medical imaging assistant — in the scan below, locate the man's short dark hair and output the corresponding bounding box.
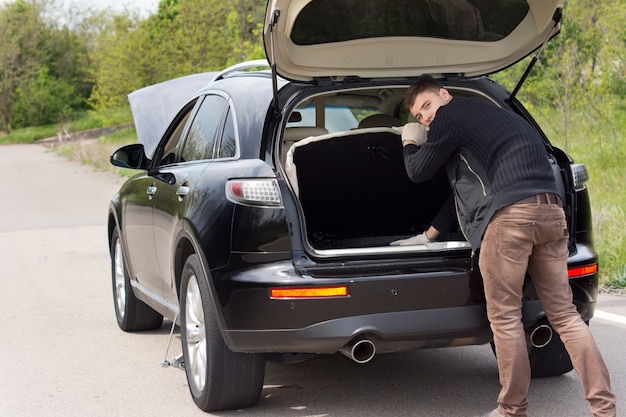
[403,74,444,111]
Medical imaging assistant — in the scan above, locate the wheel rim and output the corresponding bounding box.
[113,238,126,319]
[185,274,207,392]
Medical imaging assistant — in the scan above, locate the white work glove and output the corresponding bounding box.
[390,233,432,246]
[401,122,428,146]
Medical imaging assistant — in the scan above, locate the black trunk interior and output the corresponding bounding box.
[291,130,460,249]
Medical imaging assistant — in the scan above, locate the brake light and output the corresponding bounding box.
[270,286,349,299]
[226,179,282,206]
[568,264,598,278]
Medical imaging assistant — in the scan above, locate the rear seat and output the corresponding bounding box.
[282,126,329,161]
[285,127,401,196]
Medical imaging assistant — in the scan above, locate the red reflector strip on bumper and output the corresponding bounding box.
[568,264,598,278]
[270,286,348,299]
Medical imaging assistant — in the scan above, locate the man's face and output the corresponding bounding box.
[408,88,452,127]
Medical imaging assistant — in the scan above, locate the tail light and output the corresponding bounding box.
[568,263,598,279]
[570,164,589,191]
[226,179,282,207]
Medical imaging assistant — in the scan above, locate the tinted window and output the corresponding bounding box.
[181,95,228,162]
[291,0,529,44]
[157,104,194,166]
[218,108,237,159]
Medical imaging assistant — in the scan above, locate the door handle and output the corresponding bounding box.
[146,184,157,200]
[176,185,190,201]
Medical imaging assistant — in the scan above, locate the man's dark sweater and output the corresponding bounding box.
[402,96,559,248]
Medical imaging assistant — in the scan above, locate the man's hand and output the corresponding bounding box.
[390,233,432,246]
[401,122,428,146]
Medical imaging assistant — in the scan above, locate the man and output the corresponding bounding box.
[400,74,616,417]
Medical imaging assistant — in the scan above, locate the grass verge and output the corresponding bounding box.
[53,127,138,178]
[532,105,626,288]
[0,108,132,145]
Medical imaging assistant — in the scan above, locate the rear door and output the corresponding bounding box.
[155,94,231,304]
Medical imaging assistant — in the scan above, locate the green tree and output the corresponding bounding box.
[88,14,145,111]
[154,0,236,76]
[0,0,93,133]
[228,0,266,65]
[88,0,242,111]
[12,66,77,127]
[493,0,626,157]
[0,0,42,133]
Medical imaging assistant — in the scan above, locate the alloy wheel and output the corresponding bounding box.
[113,239,126,319]
[184,274,207,392]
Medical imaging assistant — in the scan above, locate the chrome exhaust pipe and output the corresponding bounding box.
[340,337,376,364]
[529,323,553,348]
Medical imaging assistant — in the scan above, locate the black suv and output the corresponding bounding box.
[108,0,598,412]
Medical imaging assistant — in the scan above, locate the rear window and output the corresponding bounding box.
[291,0,529,44]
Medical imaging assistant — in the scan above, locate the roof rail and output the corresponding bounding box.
[209,59,270,83]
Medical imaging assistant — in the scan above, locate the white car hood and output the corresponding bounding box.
[127,72,217,156]
[264,0,563,82]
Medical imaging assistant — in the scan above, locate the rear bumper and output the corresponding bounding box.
[224,300,562,354]
[217,248,598,354]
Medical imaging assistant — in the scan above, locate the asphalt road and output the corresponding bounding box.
[0,143,624,417]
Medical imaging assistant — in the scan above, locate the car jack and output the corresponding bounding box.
[162,352,184,370]
[161,312,185,371]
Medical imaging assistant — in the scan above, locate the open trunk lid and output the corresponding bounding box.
[264,0,563,82]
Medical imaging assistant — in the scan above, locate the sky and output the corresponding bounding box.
[0,0,161,17]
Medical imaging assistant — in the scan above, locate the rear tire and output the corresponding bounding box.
[490,323,573,378]
[180,254,265,412]
[110,228,163,331]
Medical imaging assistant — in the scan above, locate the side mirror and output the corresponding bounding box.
[110,144,148,170]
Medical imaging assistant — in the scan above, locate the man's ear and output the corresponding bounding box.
[440,88,452,102]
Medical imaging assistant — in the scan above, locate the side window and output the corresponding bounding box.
[218,108,237,159]
[181,95,228,162]
[157,103,194,166]
[287,103,359,133]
